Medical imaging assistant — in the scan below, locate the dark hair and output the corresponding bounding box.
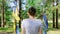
[28,7,36,16]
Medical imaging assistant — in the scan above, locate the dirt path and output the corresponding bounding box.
[47,30,60,34]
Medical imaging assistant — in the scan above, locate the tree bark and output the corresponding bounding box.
[0,16,1,27]
[56,0,58,28]
[1,0,5,27]
[52,0,55,28]
[19,0,21,28]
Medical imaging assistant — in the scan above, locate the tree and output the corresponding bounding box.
[0,16,1,27]
[56,0,58,28]
[52,0,55,28]
[0,0,2,27]
[1,0,5,27]
[19,0,21,28]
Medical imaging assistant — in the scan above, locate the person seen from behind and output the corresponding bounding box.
[21,7,43,34]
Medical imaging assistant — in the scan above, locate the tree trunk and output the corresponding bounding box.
[1,0,5,27]
[52,0,55,28]
[19,0,21,28]
[0,16,1,27]
[56,0,58,28]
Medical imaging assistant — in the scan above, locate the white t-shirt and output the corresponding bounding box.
[21,19,43,34]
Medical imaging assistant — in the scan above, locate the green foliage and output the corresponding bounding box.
[22,0,42,19]
[21,0,60,20]
[21,10,28,19]
[0,27,14,32]
[22,0,53,19]
[1,0,13,27]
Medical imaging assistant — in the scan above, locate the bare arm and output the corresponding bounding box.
[38,28,43,34]
[21,27,26,34]
[21,20,26,34]
[21,22,26,34]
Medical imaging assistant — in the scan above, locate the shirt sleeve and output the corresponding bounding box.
[38,20,43,28]
[21,20,25,29]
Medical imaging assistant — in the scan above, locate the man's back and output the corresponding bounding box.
[21,19,42,34]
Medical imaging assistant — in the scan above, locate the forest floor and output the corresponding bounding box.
[47,30,60,34]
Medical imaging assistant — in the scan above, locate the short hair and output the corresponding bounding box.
[28,7,36,16]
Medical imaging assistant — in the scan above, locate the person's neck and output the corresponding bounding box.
[29,16,35,19]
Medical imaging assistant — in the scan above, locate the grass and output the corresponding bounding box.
[0,27,21,32]
[0,27,14,32]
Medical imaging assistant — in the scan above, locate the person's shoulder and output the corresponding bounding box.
[22,19,28,22]
[35,19,41,21]
[21,19,28,24]
[22,19,27,21]
[35,19,42,24]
